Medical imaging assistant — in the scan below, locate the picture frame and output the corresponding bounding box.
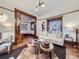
[42,22,45,31]
[20,23,27,30]
[31,22,35,30]
[0,32,2,40]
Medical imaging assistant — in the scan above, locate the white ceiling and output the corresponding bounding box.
[1,0,79,18]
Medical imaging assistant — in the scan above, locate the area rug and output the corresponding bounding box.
[0,44,28,59]
[17,44,58,59]
[53,44,66,59]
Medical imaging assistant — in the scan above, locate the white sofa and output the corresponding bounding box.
[0,32,13,54]
[51,32,64,46]
[0,43,12,54]
[0,45,7,54]
[38,32,64,46]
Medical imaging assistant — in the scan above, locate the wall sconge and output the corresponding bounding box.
[3,22,12,27]
[16,19,20,27]
[66,24,75,28]
[65,24,76,32]
[0,14,3,22]
[0,14,7,22]
[0,14,12,27]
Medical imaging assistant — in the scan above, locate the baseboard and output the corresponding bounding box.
[22,34,35,37]
[53,43,65,48]
[64,40,79,45]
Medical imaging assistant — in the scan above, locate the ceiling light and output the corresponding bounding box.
[41,4,45,7]
[35,0,45,11]
[35,8,38,11]
[41,2,45,7]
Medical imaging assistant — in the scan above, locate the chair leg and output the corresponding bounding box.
[35,46,36,54]
[49,52,52,59]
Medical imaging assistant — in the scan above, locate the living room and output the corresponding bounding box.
[0,0,79,59]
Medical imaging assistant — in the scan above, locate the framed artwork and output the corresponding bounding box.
[0,32,2,40]
[31,22,35,30]
[42,22,45,31]
[20,23,27,30]
[47,17,62,32]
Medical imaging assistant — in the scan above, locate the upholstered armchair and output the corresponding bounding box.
[0,36,13,54]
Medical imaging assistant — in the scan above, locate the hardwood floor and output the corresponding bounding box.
[65,43,79,59]
[13,36,79,59]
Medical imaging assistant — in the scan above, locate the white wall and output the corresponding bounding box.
[1,0,79,42]
[37,12,79,42]
[0,1,15,42]
[63,12,79,42]
[20,15,35,34]
[2,32,13,40]
[36,19,47,36]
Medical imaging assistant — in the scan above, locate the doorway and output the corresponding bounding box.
[14,9,36,44]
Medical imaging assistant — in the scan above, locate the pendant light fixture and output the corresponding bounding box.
[35,0,45,11]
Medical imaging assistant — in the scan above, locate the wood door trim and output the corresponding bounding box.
[15,8,36,18]
[14,8,37,45]
[15,8,37,35]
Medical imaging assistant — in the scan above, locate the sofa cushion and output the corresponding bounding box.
[0,45,7,54]
[56,32,63,39]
